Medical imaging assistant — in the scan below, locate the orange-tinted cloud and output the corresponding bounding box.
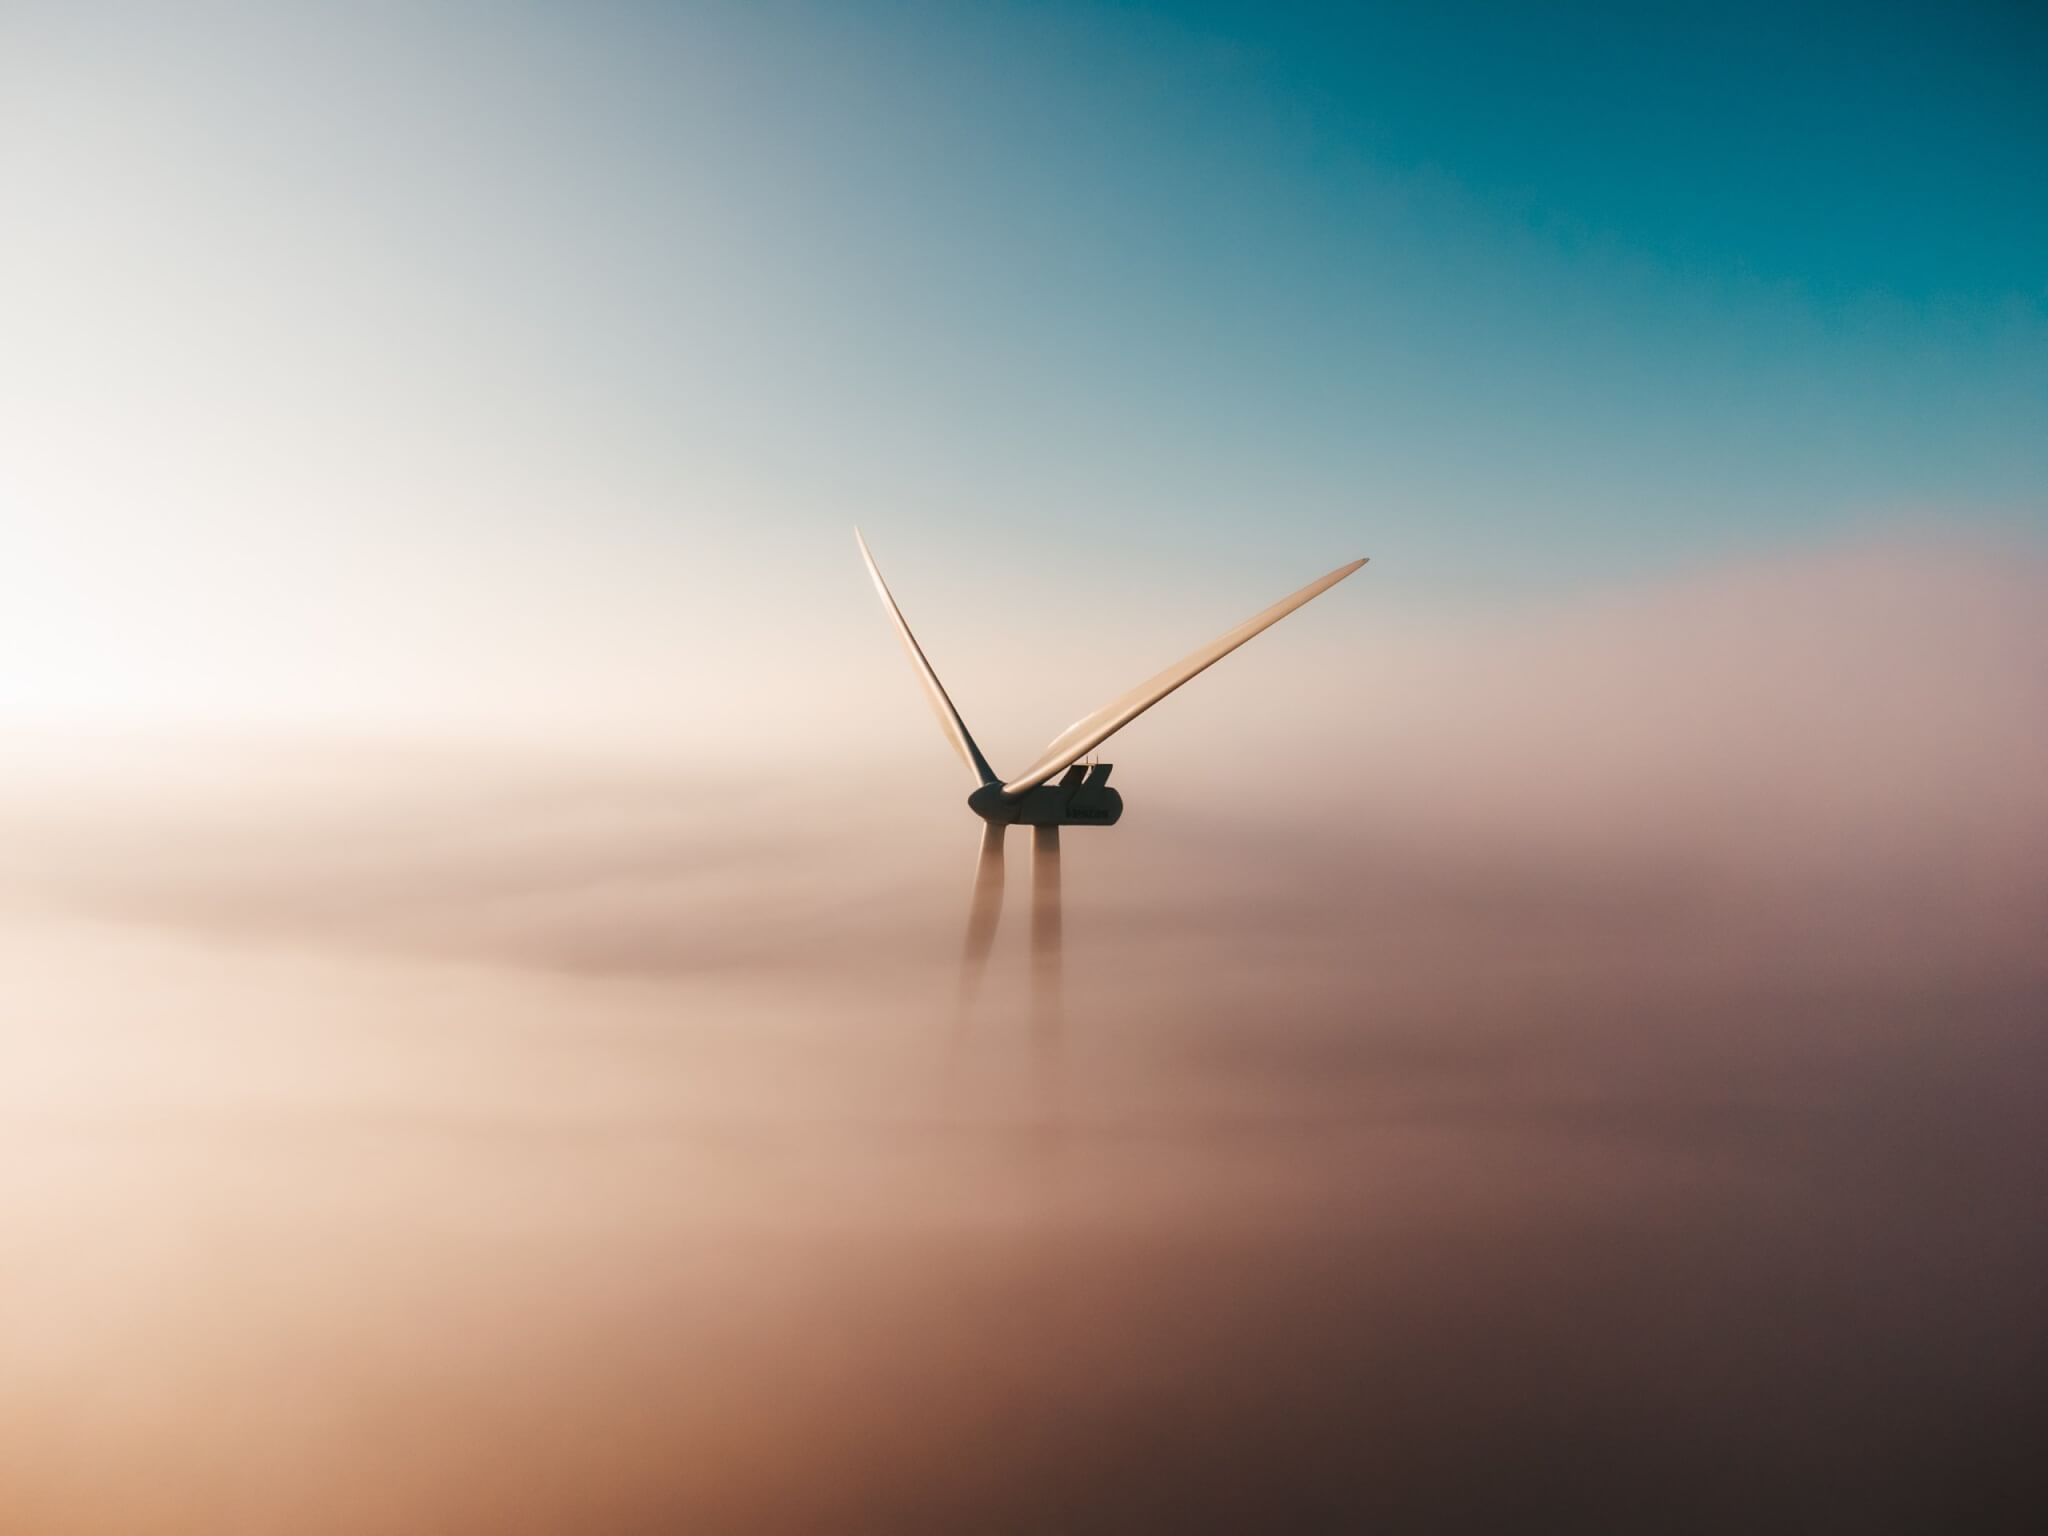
[1,532,2044,1533]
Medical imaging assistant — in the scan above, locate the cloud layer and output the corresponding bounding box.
[2,533,2045,1533]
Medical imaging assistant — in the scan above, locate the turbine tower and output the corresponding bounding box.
[856,529,1366,1045]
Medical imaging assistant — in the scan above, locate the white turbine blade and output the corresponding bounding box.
[959,822,1006,1010]
[1002,556,1367,795]
[855,529,998,787]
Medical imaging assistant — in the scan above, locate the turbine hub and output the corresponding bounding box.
[966,784,1012,823]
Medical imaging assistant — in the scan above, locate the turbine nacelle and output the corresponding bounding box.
[968,764,1123,827]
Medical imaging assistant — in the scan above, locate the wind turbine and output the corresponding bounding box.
[855,529,1366,1038]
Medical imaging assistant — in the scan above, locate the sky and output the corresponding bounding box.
[2,4,2046,1532]
[2,0,2043,736]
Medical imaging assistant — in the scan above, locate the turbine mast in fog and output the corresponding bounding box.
[855,529,1366,1041]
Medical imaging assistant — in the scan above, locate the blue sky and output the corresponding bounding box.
[3,0,2043,726]
[508,0,2048,587]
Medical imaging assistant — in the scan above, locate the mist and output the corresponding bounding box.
[3,534,2045,1533]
